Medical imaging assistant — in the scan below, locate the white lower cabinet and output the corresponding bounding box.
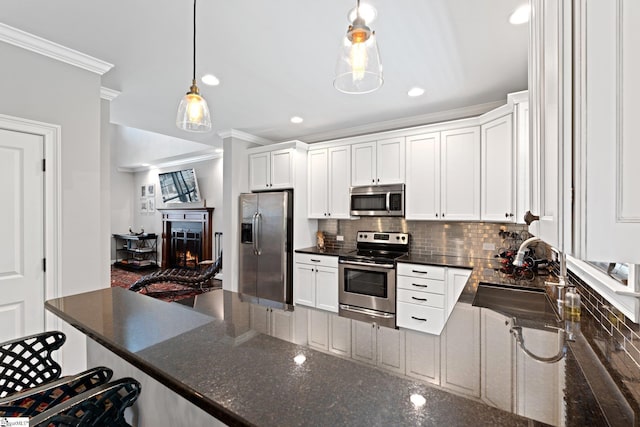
[329,315,351,357]
[350,319,405,374]
[307,309,329,351]
[351,320,377,365]
[515,328,564,426]
[481,308,514,412]
[294,254,339,313]
[440,303,481,397]
[249,304,306,345]
[405,330,440,385]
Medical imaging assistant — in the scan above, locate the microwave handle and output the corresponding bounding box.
[386,192,390,212]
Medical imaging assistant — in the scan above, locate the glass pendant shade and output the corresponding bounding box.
[176,81,212,132]
[334,27,383,94]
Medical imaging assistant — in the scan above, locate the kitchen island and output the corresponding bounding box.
[46,277,626,426]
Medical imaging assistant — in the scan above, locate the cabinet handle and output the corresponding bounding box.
[412,270,428,274]
[324,213,327,216]
[377,178,380,182]
[327,213,331,216]
[411,316,427,322]
[411,296,427,301]
[435,213,438,218]
[442,213,445,218]
[310,259,321,262]
[411,283,428,288]
[505,213,509,218]
[509,213,514,217]
[372,179,375,183]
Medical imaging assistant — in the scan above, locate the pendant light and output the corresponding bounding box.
[176,0,211,132]
[333,0,383,94]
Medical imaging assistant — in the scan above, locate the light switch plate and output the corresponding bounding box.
[483,243,496,251]
[336,235,344,241]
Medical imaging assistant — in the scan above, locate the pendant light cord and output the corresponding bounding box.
[192,0,197,82]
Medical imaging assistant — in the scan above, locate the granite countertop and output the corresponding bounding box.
[47,287,556,427]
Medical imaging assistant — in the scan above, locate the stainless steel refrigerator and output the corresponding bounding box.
[238,190,293,308]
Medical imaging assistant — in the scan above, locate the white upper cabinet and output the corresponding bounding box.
[440,127,481,221]
[308,146,351,219]
[405,127,480,221]
[351,138,405,186]
[573,0,640,263]
[307,149,328,218]
[405,132,440,220]
[528,0,572,250]
[249,148,294,191]
[481,114,515,222]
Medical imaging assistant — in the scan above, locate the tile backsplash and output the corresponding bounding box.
[318,218,539,259]
[568,271,640,404]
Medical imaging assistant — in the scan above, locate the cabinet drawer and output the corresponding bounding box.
[397,263,445,280]
[295,253,338,268]
[397,289,445,309]
[397,302,445,335]
[397,275,445,295]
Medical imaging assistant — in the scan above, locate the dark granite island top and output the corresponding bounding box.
[47,287,545,426]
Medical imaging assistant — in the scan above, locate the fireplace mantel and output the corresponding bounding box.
[159,208,214,268]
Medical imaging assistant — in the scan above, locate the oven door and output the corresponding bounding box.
[338,260,396,315]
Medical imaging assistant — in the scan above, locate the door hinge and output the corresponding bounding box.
[42,258,46,272]
[42,159,46,172]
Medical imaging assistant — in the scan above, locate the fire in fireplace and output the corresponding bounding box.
[170,226,202,269]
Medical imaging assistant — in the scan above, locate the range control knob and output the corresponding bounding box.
[401,236,406,241]
[396,236,400,240]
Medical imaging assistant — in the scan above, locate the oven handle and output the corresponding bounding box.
[339,260,395,269]
[386,192,390,212]
[339,304,395,319]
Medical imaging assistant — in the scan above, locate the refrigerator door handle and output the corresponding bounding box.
[255,212,263,255]
[252,212,259,255]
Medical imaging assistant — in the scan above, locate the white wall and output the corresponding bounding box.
[0,41,105,373]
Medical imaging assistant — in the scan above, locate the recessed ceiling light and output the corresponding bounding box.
[290,116,304,124]
[201,74,220,86]
[408,87,425,97]
[509,4,531,25]
[347,2,377,24]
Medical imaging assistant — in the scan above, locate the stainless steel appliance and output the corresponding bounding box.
[350,184,405,217]
[239,191,293,309]
[339,231,409,328]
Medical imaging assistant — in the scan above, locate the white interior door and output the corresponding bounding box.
[0,128,44,342]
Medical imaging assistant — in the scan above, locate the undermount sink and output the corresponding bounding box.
[472,282,561,323]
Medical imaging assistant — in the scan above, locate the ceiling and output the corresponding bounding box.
[2,0,528,150]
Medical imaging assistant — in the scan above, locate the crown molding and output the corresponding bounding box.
[117,151,222,173]
[217,129,273,146]
[100,87,121,101]
[297,100,505,143]
[0,23,113,75]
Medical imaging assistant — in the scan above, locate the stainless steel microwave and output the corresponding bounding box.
[349,184,405,217]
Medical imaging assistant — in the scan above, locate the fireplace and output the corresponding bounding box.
[159,208,214,268]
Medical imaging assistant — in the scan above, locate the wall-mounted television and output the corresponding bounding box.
[158,168,202,204]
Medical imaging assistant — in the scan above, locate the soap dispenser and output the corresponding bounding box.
[565,286,581,320]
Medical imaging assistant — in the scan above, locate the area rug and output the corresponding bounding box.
[111,266,221,302]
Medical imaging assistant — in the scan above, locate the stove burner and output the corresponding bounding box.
[340,231,410,264]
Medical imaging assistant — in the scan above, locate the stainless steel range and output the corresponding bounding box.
[338,231,409,328]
